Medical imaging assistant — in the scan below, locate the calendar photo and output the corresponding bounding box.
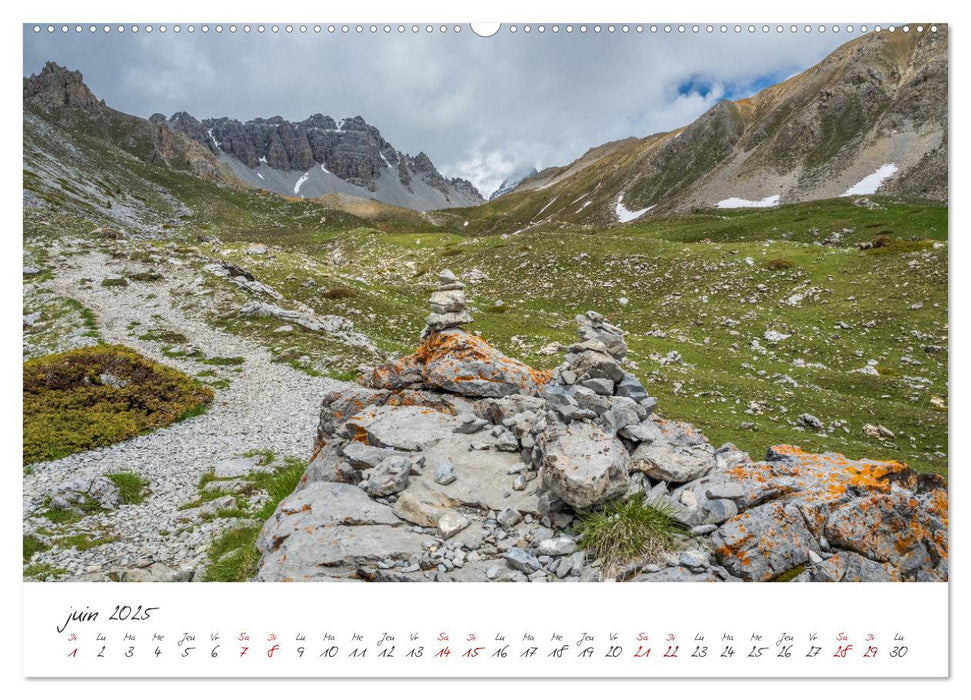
[22,20,948,597]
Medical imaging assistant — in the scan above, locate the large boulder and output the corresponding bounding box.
[360,329,551,398]
[704,445,948,581]
[710,501,821,581]
[255,481,426,581]
[629,417,717,483]
[538,421,631,509]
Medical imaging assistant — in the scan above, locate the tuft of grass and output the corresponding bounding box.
[287,360,323,377]
[772,564,807,582]
[23,344,213,464]
[577,493,687,575]
[129,271,163,282]
[105,471,151,505]
[862,237,935,255]
[139,328,189,344]
[325,368,360,382]
[202,525,264,583]
[202,459,305,582]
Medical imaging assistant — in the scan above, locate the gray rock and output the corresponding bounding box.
[679,549,711,568]
[599,396,642,434]
[571,386,612,415]
[809,551,900,582]
[347,405,461,451]
[437,511,471,539]
[538,421,631,509]
[362,455,411,497]
[555,556,574,578]
[797,413,825,431]
[634,566,722,582]
[619,419,662,443]
[705,482,745,500]
[86,476,123,510]
[639,397,659,414]
[504,547,542,573]
[497,507,523,529]
[178,494,237,521]
[342,442,407,470]
[615,373,649,403]
[213,455,263,477]
[537,537,578,556]
[711,502,820,581]
[570,350,625,382]
[580,378,614,396]
[631,441,715,484]
[705,498,739,524]
[453,413,488,434]
[433,461,457,485]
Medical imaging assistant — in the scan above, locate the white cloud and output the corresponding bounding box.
[24,28,850,194]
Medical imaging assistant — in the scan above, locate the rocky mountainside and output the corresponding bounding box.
[471,27,947,231]
[23,62,239,185]
[163,112,483,210]
[255,276,948,583]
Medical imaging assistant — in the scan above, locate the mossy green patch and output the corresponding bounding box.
[23,344,213,464]
[23,534,50,561]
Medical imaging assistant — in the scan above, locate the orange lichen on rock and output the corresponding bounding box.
[359,329,551,398]
[708,444,948,581]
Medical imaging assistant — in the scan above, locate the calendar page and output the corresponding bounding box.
[18,3,951,684]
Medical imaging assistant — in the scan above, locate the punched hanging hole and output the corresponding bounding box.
[470,23,501,38]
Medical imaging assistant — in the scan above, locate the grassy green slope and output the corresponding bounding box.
[23,107,948,476]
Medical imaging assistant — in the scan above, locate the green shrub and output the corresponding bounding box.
[100,276,128,287]
[23,345,213,464]
[321,286,357,300]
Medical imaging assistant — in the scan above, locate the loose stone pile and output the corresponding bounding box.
[254,272,948,583]
[424,269,472,335]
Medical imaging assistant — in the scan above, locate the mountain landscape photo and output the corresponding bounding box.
[23,24,947,584]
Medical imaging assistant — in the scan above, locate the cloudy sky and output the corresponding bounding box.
[24,25,849,196]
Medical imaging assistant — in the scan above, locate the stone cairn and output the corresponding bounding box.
[423,269,472,337]
[255,302,948,584]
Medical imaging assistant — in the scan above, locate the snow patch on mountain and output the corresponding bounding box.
[615,194,655,222]
[841,163,899,196]
[716,194,781,209]
[294,171,311,195]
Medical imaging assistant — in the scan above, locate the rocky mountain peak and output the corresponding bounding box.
[164,110,483,209]
[23,61,103,112]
